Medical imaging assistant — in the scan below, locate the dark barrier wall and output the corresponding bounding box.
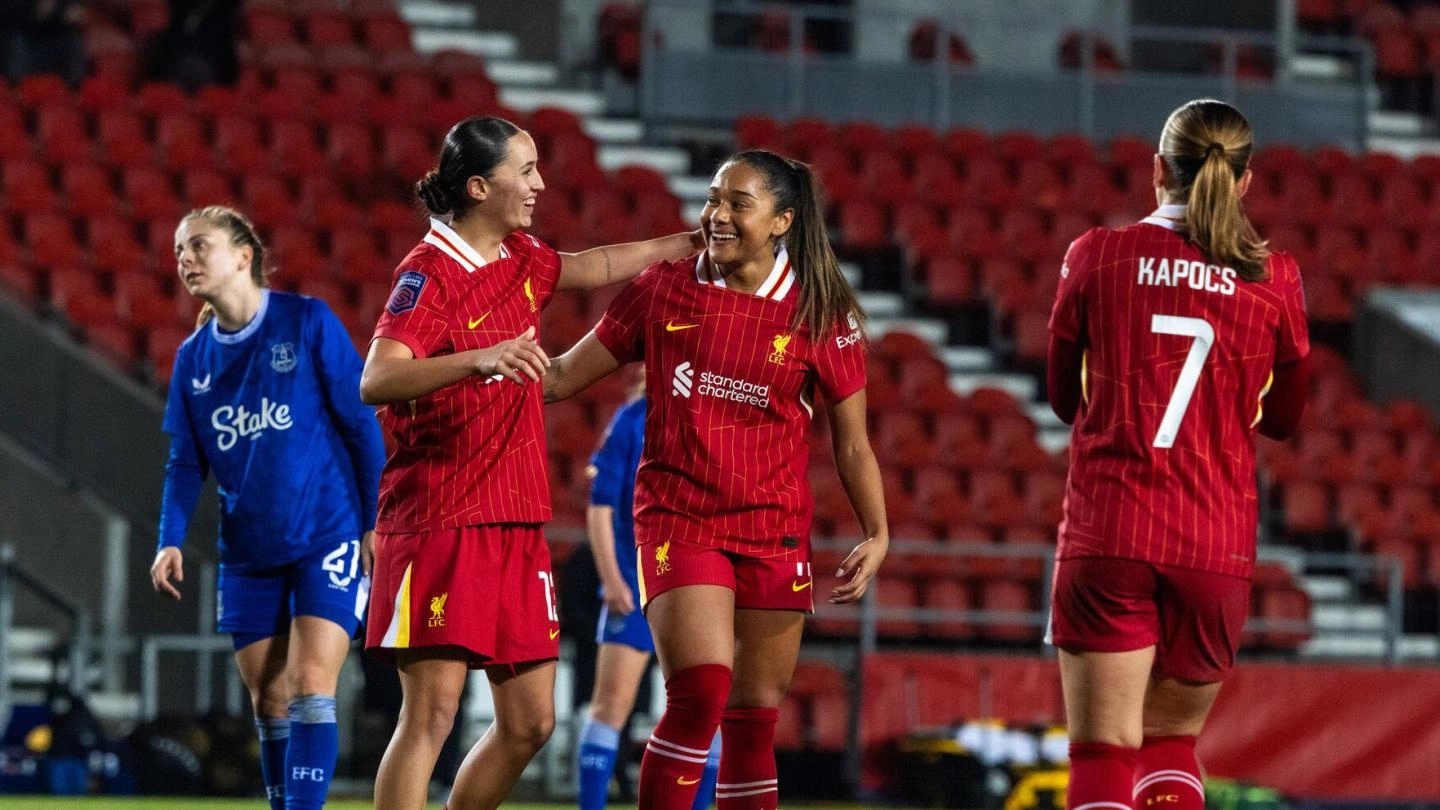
[1355,289,1440,414]
[862,654,1440,799]
[0,297,214,641]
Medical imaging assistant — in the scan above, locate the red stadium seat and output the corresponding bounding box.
[923,578,972,640]
[976,578,1039,642]
[361,12,412,52]
[155,112,210,171]
[89,216,150,274]
[25,212,85,271]
[61,164,119,219]
[2,159,56,212]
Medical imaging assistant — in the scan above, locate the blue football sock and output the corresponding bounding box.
[285,695,337,810]
[255,716,290,810]
[689,732,721,810]
[577,718,622,810]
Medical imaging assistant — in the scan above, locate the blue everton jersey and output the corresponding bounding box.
[589,397,645,590]
[159,291,385,573]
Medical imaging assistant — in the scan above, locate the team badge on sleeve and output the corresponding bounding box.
[386,269,428,315]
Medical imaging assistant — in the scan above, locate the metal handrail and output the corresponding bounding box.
[0,543,93,733]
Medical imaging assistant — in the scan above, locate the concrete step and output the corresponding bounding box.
[856,292,905,320]
[486,60,561,87]
[870,316,946,346]
[411,29,517,60]
[1369,109,1430,138]
[399,0,476,29]
[586,118,645,144]
[1300,633,1438,660]
[949,372,1038,402]
[669,174,712,202]
[4,626,58,656]
[1312,603,1389,632]
[941,345,995,373]
[499,87,605,117]
[597,144,690,175]
[1289,53,1351,81]
[1367,135,1440,159]
[1298,575,1353,602]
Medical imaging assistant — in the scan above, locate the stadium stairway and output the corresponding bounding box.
[412,3,1440,662]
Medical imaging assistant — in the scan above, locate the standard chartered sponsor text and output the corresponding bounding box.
[697,370,770,407]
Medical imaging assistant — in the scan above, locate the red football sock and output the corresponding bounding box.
[716,707,779,809]
[1067,742,1137,810]
[1136,735,1204,810]
[638,664,733,810]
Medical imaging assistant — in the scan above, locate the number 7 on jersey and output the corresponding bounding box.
[1151,314,1214,449]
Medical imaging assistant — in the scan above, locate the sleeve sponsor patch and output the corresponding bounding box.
[386,269,428,315]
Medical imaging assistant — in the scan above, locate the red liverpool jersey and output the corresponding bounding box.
[594,248,868,556]
[1049,207,1309,578]
[372,218,561,532]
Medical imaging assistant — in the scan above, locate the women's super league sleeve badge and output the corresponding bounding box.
[386,269,428,315]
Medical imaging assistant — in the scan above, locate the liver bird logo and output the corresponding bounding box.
[655,541,672,575]
[428,592,448,627]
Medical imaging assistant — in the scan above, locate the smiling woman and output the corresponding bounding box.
[356,116,702,810]
[541,149,889,810]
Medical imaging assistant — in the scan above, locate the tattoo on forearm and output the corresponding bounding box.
[602,248,612,284]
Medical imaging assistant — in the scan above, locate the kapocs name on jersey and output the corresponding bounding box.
[211,397,294,451]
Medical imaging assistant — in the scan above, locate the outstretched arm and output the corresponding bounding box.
[825,389,889,604]
[557,230,703,290]
[360,329,550,405]
[543,330,623,403]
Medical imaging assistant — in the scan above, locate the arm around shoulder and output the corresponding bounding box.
[557,230,703,290]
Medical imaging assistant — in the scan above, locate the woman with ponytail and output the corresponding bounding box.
[360,116,701,810]
[152,206,386,810]
[1046,99,1310,810]
[542,149,889,810]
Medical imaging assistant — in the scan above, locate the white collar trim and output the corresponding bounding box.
[212,289,270,344]
[1141,204,1187,231]
[696,246,795,301]
[424,217,509,272]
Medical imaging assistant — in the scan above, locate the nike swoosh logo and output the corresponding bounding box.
[548,628,560,640]
[677,776,701,786]
[468,313,490,329]
[666,321,698,332]
[791,580,812,592]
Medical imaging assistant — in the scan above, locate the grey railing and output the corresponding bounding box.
[0,543,93,730]
[639,1,1370,148]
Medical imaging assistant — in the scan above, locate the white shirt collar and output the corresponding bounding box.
[1141,204,1187,231]
[423,217,509,272]
[212,288,270,345]
[695,245,796,302]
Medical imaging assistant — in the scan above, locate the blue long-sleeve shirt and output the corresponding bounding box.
[589,397,645,592]
[158,291,386,572]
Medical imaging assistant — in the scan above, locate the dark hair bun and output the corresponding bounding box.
[416,170,453,215]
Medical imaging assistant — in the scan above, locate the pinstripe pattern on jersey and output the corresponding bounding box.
[1049,216,1309,578]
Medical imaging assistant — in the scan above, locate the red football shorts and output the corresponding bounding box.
[366,524,560,668]
[636,537,814,612]
[1049,557,1251,682]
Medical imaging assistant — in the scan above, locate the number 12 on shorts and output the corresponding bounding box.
[537,570,559,622]
[1151,314,1214,449]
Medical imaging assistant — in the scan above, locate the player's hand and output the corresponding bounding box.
[829,536,888,604]
[475,326,550,384]
[602,580,635,616]
[360,530,375,578]
[150,547,184,601]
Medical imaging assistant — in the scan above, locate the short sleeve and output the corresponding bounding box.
[516,233,563,312]
[1049,228,1100,343]
[372,261,450,358]
[813,310,868,403]
[594,264,661,364]
[1274,253,1310,364]
[588,404,638,508]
